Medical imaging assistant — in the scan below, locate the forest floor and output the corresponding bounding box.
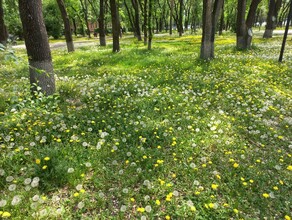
[1,33,292,219]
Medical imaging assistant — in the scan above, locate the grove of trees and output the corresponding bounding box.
[1,0,292,94]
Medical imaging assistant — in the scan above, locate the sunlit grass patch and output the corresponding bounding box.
[0,33,291,219]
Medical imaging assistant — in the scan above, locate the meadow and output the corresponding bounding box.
[0,33,291,219]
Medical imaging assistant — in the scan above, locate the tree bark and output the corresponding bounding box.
[99,0,106,46]
[80,0,91,38]
[143,0,148,45]
[200,0,223,59]
[169,0,174,35]
[18,0,55,96]
[56,0,74,52]
[236,0,262,49]
[0,0,8,46]
[263,0,282,38]
[132,0,142,40]
[148,0,153,50]
[110,0,120,52]
[178,0,184,36]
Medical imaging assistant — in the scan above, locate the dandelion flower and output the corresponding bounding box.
[211,184,219,190]
[155,199,160,205]
[35,159,41,164]
[233,209,239,214]
[44,157,50,161]
[233,163,239,168]
[137,207,145,213]
[262,193,269,198]
[145,205,152,213]
[285,215,291,220]
[287,165,292,171]
[0,200,7,207]
[2,211,11,218]
[120,205,127,212]
[165,215,171,220]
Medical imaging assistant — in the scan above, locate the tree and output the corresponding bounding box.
[43,1,63,39]
[263,0,282,38]
[148,0,153,49]
[99,0,107,46]
[169,0,174,35]
[131,0,142,40]
[236,0,262,50]
[110,0,120,52]
[79,0,91,38]
[56,0,75,52]
[19,0,56,96]
[200,0,224,59]
[0,0,8,46]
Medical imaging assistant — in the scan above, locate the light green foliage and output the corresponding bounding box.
[43,1,63,39]
[0,34,291,219]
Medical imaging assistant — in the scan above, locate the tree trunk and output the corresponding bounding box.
[219,0,224,35]
[56,0,74,52]
[18,0,55,96]
[263,0,282,38]
[72,18,78,36]
[178,0,184,36]
[200,0,223,59]
[132,0,142,40]
[124,0,136,36]
[169,0,174,35]
[148,0,153,50]
[143,0,148,45]
[0,0,8,46]
[110,0,120,52]
[236,0,261,49]
[80,0,91,38]
[99,0,106,46]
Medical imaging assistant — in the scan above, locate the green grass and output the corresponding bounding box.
[0,33,291,219]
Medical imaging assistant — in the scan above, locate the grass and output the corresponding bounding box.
[0,33,291,219]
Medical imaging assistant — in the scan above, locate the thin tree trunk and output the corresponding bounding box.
[279,2,292,62]
[72,18,78,36]
[178,0,184,36]
[99,0,106,46]
[110,0,120,52]
[263,0,282,38]
[132,0,142,40]
[124,0,136,36]
[169,0,174,35]
[56,0,74,52]
[80,0,91,38]
[143,0,148,45]
[148,0,153,50]
[0,0,8,46]
[18,0,55,96]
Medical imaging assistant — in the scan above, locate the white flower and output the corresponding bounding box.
[0,169,5,176]
[145,205,152,213]
[122,188,128,194]
[76,184,83,191]
[0,199,7,207]
[77,201,85,209]
[6,176,14,182]
[32,195,40,202]
[67,168,74,173]
[120,205,127,212]
[24,178,32,185]
[11,195,21,205]
[8,184,16,191]
[85,162,92,167]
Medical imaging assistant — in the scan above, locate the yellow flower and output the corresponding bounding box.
[216,175,221,180]
[165,215,171,220]
[80,189,85,193]
[273,186,279,191]
[233,209,239,214]
[262,193,269,198]
[208,203,214,208]
[190,206,196,211]
[137,207,145,213]
[211,184,219,190]
[233,163,239,168]
[285,215,291,220]
[74,192,79,197]
[42,165,48,170]
[35,159,41,164]
[287,165,292,171]
[44,157,50,161]
[155,199,161,205]
[130,198,135,202]
[2,211,11,218]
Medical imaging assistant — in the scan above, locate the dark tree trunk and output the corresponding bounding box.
[110,0,120,52]
[99,0,106,46]
[219,0,224,35]
[143,0,148,45]
[56,0,74,52]
[148,0,153,50]
[279,2,292,62]
[80,0,91,38]
[178,0,184,36]
[0,0,8,46]
[132,0,142,40]
[200,0,224,59]
[72,18,78,36]
[236,0,262,50]
[169,0,174,35]
[18,0,55,96]
[263,0,282,38]
[124,0,136,36]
